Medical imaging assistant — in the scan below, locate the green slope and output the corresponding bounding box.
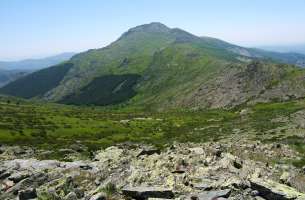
[60,74,141,106]
[0,63,73,98]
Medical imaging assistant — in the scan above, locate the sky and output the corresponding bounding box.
[1,0,305,60]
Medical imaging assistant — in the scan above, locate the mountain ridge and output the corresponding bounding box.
[1,22,305,110]
[0,52,76,70]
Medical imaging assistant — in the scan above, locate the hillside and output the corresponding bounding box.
[1,23,305,110]
[0,63,73,98]
[0,69,30,87]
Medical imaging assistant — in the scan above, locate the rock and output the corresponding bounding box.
[137,147,161,157]
[65,192,78,200]
[6,172,48,196]
[94,146,123,162]
[192,183,211,190]
[4,159,60,171]
[148,198,173,200]
[189,147,204,155]
[233,159,243,169]
[89,192,106,200]
[18,188,37,200]
[250,177,305,200]
[191,189,231,200]
[9,171,30,183]
[122,186,174,199]
[172,165,188,174]
[2,180,14,190]
[280,172,292,186]
[0,171,11,179]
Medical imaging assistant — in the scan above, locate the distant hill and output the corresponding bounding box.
[0,52,76,70]
[258,45,305,55]
[0,52,75,87]
[2,23,305,110]
[0,69,30,87]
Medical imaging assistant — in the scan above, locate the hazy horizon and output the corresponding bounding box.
[1,0,305,60]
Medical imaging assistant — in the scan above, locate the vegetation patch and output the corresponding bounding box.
[0,62,73,98]
[61,74,141,106]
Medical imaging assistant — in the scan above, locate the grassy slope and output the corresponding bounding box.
[0,63,73,98]
[60,74,141,106]
[0,96,304,166]
[129,38,246,108]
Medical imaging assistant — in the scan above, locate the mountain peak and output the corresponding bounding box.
[120,22,171,39]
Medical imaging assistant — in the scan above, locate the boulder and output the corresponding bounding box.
[18,188,37,200]
[122,186,174,200]
[250,177,305,200]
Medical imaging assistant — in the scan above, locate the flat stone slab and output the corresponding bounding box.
[250,177,305,200]
[196,189,231,200]
[186,189,231,200]
[122,186,174,200]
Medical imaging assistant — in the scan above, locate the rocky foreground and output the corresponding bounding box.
[1,140,305,200]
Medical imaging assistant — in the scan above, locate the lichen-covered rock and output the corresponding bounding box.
[250,177,305,200]
[0,142,304,200]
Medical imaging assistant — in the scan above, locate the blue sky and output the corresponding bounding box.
[1,0,305,60]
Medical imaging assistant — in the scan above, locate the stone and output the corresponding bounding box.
[192,189,231,200]
[65,192,78,200]
[6,172,48,196]
[233,159,243,169]
[0,171,11,179]
[192,183,211,190]
[9,171,30,183]
[2,180,14,190]
[94,146,123,162]
[148,198,173,200]
[280,172,291,186]
[89,192,107,200]
[250,177,305,200]
[189,147,204,155]
[18,188,37,200]
[137,148,161,157]
[122,186,174,199]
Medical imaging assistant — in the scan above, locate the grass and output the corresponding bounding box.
[0,98,238,151]
[0,97,304,167]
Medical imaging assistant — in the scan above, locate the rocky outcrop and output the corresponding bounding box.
[0,141,304,200]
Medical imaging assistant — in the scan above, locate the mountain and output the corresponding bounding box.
[258,44,305,55]
[0,52,76,71]
[0,52,75,87]
[2,22,305,110]
[0,69,30,87]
